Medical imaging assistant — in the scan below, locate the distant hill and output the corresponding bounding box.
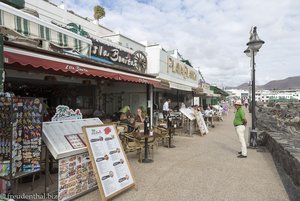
[263,76,300,90]
[227,83,263,90]
[227,76,300,90]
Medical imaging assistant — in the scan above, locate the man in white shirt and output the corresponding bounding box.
[163,99,171,118]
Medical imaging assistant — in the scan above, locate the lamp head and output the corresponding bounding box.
[244,47,258,57]
[246,26,264,51]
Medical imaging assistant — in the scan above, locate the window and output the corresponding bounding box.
[76,96,93,108]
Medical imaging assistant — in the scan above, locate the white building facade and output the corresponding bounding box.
[256,90,300,102]
[146,44,200,109]
[25,0,114,37]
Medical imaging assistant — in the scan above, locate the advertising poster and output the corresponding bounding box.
[58,152,97,201]
[82,124,135,201]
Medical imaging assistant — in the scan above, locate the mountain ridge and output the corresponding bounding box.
[227,76,300,90]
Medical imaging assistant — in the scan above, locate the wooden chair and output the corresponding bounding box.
[121,132,144,162]
[115,122,156,162]
[153,126,169,146]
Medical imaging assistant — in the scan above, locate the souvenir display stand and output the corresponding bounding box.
[82,124,135,201]
[180,108,196,136]
[42,117,102,201]
[0,93,43,194]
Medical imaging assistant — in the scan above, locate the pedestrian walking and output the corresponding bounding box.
[233,100,247,158]
[244,99,249,108]
[162,99,171,118]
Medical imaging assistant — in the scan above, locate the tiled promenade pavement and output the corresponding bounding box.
[19,107,289,201]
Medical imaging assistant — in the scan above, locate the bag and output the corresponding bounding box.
[242,119,247,125]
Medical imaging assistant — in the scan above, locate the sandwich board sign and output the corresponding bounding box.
[195,111,209,135]
[82,124,135,200]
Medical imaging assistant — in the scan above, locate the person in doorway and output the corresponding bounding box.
[162,99,171,118]
[233,100,247,158]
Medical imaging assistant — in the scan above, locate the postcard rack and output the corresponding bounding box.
[0,93,43,194]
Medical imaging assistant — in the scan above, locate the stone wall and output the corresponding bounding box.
[261,131,300,186]
[257,102,300,187]
[257,102,300,136]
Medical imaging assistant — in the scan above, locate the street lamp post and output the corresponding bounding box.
[244,26,264,148]
[248,81,252,113]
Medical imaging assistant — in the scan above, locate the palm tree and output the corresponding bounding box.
[94,5,105,24]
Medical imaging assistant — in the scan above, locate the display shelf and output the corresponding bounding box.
[0,170,40,180]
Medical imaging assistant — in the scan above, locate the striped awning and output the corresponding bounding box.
[4,46,160,85]
[0,3,91,55]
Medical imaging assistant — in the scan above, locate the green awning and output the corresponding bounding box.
[210,86,229,96]
[1,0,25,9]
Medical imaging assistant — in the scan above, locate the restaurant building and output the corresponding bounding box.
[193,82,215,107]
[145,44,200,110]
[0,2,159,119]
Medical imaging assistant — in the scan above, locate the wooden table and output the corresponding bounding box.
[133,132,156,163]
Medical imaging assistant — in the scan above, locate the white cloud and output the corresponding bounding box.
[51,0,300,87]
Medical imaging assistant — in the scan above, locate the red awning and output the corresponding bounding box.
[4,46,160,85]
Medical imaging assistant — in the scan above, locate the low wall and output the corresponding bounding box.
[262,131,300,186]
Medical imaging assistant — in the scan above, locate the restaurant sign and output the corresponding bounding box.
[167,56,197,81]
[91,39,147,73]
[65,64,89,73]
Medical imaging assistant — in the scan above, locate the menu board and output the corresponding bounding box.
[82,124,135,201]
[42,118,102,159]
[180,108,196,120]
[195,111,209,135]
[58,152,97,201]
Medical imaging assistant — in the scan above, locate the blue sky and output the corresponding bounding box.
[51,0,300,87]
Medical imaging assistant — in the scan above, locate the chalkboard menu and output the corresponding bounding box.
[82,124,135,201]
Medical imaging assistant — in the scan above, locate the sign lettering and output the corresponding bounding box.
[91,39,147,73]
[167,56,197,80]
[65,65,88,73]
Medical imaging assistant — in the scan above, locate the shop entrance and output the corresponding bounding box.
[5,76,96,118]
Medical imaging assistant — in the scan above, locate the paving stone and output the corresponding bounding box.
[15,108,289,201]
